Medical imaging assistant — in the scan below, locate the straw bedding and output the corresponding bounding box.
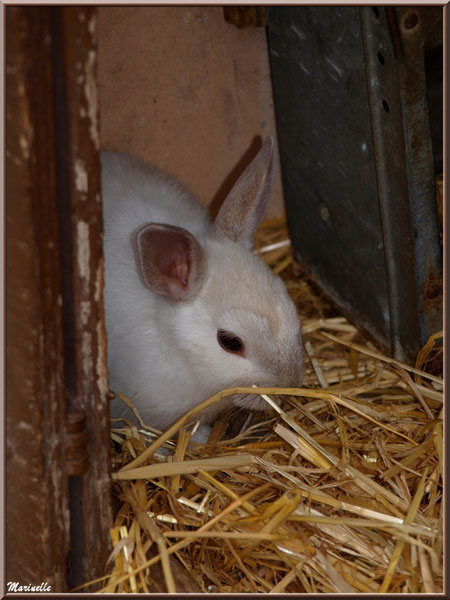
[82,218,443,594]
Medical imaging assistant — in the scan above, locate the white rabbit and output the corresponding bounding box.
[101,138,304,442]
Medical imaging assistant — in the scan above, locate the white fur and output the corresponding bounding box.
[101,149,304,435]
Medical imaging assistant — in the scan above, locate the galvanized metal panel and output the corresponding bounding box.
[267,6,442,361]
[394,6,443,345]
[267,7,391,351]
[359,6,421,361]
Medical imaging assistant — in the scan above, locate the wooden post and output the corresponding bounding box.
[6,6,112,592]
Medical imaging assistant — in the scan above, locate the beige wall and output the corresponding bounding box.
[97,6,285,218]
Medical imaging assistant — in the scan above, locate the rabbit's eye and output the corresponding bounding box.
[217,330,245,357]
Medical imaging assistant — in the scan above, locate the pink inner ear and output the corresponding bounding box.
[168,261,189,287]
[150,231,190,289]
[136,223,205,301]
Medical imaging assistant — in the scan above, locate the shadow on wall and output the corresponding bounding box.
[209,135,263,219]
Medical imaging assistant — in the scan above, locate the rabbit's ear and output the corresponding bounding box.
[213,137,275,249]
[135,223,206,301]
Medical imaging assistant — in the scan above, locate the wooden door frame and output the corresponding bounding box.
[6,6,112,592]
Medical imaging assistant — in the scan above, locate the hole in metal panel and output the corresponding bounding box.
[403,12,419,31]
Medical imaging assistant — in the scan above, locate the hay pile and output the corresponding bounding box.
[84,218,443,594]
